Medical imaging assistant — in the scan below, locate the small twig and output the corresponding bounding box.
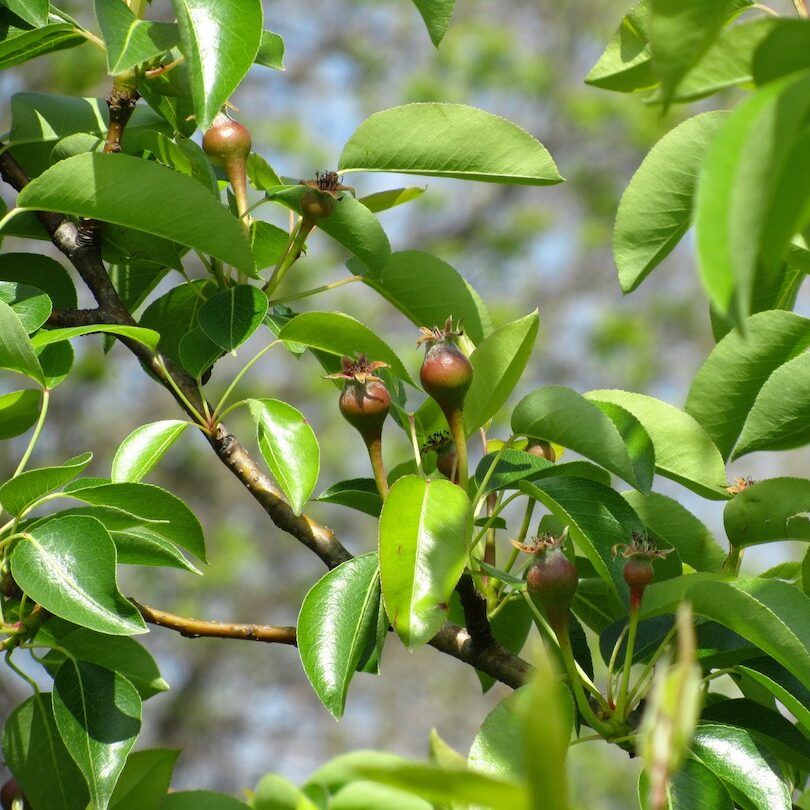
[132,600,297,644]
[48,308,104,327]
[455,573,494,653]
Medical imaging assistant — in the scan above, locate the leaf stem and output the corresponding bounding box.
[155,358,208,428]
[212,339,280,421]
[263,219,312,297]
[447,409,468,490]
[407,414,425,476]
[606,624,629,708]
[13,389,49,478]
[366,437,389,500]
[268,275,362,307]
[614,607,639,720]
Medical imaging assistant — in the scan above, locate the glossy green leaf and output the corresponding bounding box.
[737,657,810,734]
[348,250,491,343]
[178,327,222,379]
[410,0,455,46]
[638,758,732,810]
[31,323,160,352]
[37,339,73,389]
[700,699,810,771]
[95,0,179,74]
[246,153,282,191]
[463,311,538,434]
[0,252,76,309]
[267,185,391,272]
[247,398,319,516]
[11,515,146,635]
[254,29,285,69]
[298,553,382,718]
[622,491,726,571]
[278,311,413,384]
[0,15,85,71]
[585,1,654,92]
[0,388,41,439]
[473,449,553,496]
[3,0,49,26]
[109,263,168,316]
[36,617,168,700]
[53,660,142,810]
[250,220,289,270]
[65,480,206,563]
[695,71,810,324]
[111,420,191,483]
[198,284,268,352]
[170,0,262,131]
[11,153,254,272]
[649,0,739,107]
[752,19,810,85]
[690,724,791,810]
[2,693,90,810]
[162,791,249,809]
[586,389,729,500]
[685,311,810,459]
[0,280,51,332]
[379,476,471,648]
[724,477,810,547]
[614,111,726,292]
[109,748,179,810]
[733,351,810,457]
[339,103,562,186]
[359,187,426,213]
[317,478,383,517]
[0,451,92,516]
[468,689,527,781]
[511,386,648,491]
[0,298,44,384]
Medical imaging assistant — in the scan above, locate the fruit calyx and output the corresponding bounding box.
[300,170,355,222]
[417,317,473,413]
[422,430,457,482]
[328,355,391,440]
[517,528,578,633]
[612,532,671,609]
[525,438,556,462]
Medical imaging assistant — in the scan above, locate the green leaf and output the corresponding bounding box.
[511,386,649,491]
[0,15,84,71]
[178,327,222,379]
[331,781,431,810]
[109,263,168,316]
[649,0,740,108]
[109,749,179,810]
[278,311,414,385]
[0,388,41,439]
[473,449,553,496]
[733,351,810,457]
[2,693,90,810]
[247,398,320,516]
[379,476,471,648]
[36,617,168,700]
[690,724,792,810]
[463,311,538,434]
[30,323,161,351]
[246,153,281,191]
[11,153,254,273]
[0,298,44,384]
[410,0,455,46]
[170,0,263,131]
[65,480,207,563]
[250,220,289,270]
[585,389,729,500]
[737,657,810,735]
[38,339,74,389]
[197,284,268,352]
[621,491,726,572]
[162,791,249,809]
[643,577,810,689]
[359,187,426,214]
[95,0,179,75]
[700,699,810,771]
[255,29,284,69]
[298,553,382,719]
[253,774,321,810]
[614,111,726,293]
[685,310,810,459]
[752,19,810,85]
[695,71,810,324]
[3,0,49,26]
[0,252,76,309]
[339,103,562,186]
[348,250,491,344]
[724,477,810,547]
[52,661,142,810]
[0,451,92,516]
[11,515,146,635]
[585,1,654,92]
[317,478,383,518]
[111,420,191,484]
[267,185,391,272]
[639,758,732,809]
[0,280,51,332]
[520,477,647,610]
[469,689,527,781]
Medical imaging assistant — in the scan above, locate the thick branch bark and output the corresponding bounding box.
[0,141,530,690]
[455,573,494,653]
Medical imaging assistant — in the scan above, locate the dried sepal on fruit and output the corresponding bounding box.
[612,532,672,609]
[300,170,355,222]
[421,430,457,482]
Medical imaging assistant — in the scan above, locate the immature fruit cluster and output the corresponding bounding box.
[520,530,578,634]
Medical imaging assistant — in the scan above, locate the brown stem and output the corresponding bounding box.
[132,600,296,644]
[455,573,494,653]
[48,308,104,327]
[104,77,139,154]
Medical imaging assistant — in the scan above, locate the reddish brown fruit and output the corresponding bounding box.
[338,379,391,440]
[0,778,23,810]
[420,340,472,413]
[436,443,458,482]
[524,533,578,633]
[202,113,251,168]
[613,532,670,610]
[525,439,556,462]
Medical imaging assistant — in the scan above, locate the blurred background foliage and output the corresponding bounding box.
[0,0,806,806]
